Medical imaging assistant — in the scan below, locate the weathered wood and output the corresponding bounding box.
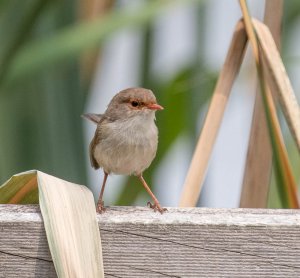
[1,205,300,277]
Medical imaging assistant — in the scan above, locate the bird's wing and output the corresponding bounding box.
[81,113,103,124]
[89,137,100,169]
[88,116,112,170]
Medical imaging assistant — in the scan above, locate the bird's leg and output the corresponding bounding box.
[96,172,108,214]
[137,174,167,214]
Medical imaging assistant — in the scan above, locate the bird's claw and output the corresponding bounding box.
[96,200,106,214]
[147,201,167,214]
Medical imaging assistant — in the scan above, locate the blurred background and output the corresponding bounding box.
[0,0,299,208]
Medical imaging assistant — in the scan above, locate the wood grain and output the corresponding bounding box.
[1,205,300,277]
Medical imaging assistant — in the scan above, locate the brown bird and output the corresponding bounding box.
[83,88,166,214]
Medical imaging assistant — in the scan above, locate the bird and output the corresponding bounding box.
[82,87,166,214]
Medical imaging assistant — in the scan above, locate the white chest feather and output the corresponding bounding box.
[94,113,158,175]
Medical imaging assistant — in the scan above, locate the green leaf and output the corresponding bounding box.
[2,0,184,86]
[0,170,38,203]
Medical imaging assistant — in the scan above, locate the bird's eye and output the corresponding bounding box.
[131,101,139,107]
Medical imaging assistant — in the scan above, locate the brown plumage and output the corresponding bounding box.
[83,88,166,213]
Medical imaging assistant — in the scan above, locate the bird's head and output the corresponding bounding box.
[106,88,163,120]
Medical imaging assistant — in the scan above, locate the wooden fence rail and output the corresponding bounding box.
[1,205,300,277]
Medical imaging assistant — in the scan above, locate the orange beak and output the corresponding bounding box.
[147,103,164,111]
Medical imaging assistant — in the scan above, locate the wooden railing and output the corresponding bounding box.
[1,205,300,277]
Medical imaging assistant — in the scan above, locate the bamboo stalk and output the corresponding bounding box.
[240,0,282,208]
[179,20,248,207]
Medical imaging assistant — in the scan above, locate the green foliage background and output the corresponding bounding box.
[0,0,299,206]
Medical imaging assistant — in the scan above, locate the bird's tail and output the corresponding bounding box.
[81,113,103,124]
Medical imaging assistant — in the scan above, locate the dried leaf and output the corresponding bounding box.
[253,19,300,152]
[179,20,248,207]
[0,170,104,277]
[239,0,299,208]
[240,0,283,208]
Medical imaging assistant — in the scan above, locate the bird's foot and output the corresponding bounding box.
[147,201,167,214]
[96,200,106,214]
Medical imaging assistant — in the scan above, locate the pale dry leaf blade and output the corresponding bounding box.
[260,56,300,208]
[240,0,299,208]
[179,20,248,207]
[37,171,104,278]
[253,19,300,152]
[0,170,104,277]
[239,3,299,208]
[240,0,283,208]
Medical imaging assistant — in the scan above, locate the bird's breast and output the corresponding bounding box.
[94,115,158,175]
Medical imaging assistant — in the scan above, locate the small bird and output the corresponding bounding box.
[83,88,166,214]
